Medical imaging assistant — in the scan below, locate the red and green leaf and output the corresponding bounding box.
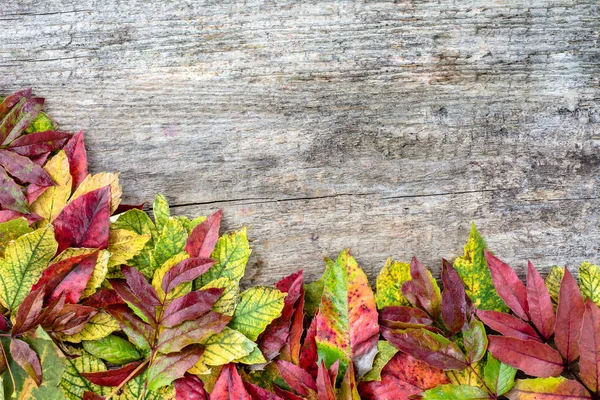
[401,257,441,320]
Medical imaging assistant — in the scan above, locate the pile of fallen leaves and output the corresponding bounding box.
[0,89,598,400]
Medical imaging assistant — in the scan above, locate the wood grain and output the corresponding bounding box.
[1,0,599,285]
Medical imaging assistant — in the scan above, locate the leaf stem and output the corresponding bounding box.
[104,359,149,400]
[0,339,16,396]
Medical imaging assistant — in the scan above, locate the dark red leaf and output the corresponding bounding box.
[0,89,31,120]
[298,314,318,379]
[526,261,555,340]
[554,268,585,363]
[156,311,231,354]
[0,210,41,224]
[401,257,440,318]
[274,388,304,400]
[0,315,8,331]
[1,97,44,145]
[316,360,335,400]
[185,209,222,258]
[83,392,105,400]
[440,259,467,336]
[8,131,71,157]
[82,361,143,387]
[10,338,42,386]
[485,250,529,321]
[275,360,317,397]
[579,299,600,394]
[477,309,542,342]
[243,381,283,400]
[121,265,161,307]
[161,257,215,294]
[488,336,564,377]
[109,279,157,325]
[114,203,145,214]
[81,288,124,309]
[32,251,99,305]
[53,186,111,253]
[0,166,29,213]
[12,285,45,334]
[379,306,434,330]
[175,373,209,400]
[106,304,153,351]
[258,271,304,362]
[210,363,252,400]
[0,149,54,188]
[63,130,88,190]
[46,304,97,335]
[37,292,67,328]
[30,152,50,167]
[161,288,223,328]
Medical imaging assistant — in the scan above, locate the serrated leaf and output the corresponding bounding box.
[197,327,256,366]
[30,151,71,224]
[579,262,600,307]
[361,341,398,382]
[0,225,58,312]
[83,335,141,365]
[315,250,379,378]
[454,224,508,312]
[61,312,120,343]
[60,352,110,400]
[107,229,150,271]
[229,286,286,341]
[375,258,411,310]
[201,278,239,317]
[0,217,31,256]
[545,266,564,303]
[197,228,251,286]
[152,218,188,275]
[153,194,170,234]
[70,172,121,214]
[506,377,591,399]
[484,353,516,396]
[417,384,489,399]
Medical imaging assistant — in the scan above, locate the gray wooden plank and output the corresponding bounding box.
[1,0,598,284]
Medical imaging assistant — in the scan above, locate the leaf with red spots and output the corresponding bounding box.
[314,250,379,378]
[63,130,88,190]
[53,186,111,253]
[185,209,222,258]
[554,268,585,363]
[401,257,442,320]
[210,363,252,400]
[488,336,564,377]
[485,250,529,321]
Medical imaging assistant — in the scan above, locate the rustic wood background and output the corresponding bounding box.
[1,0,599,285]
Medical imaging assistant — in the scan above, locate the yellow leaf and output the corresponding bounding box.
[198,327,256,366]
[0,218,32,257]
[229,286,286,341]
[579,261,600,307]
[107,229,151,271]
[446,360,486,387]
[545,265,564,303]
[31,150,71,224]
[82,250,110,298]
[235,346,267,365]
[375,258,411,309]
[70,172,122,213]
[61,312,120,343]
[60,352,111,400]
[197,227,251,286]
[200,277,239,316]
[152,252,191,302]
[0,225,58,312]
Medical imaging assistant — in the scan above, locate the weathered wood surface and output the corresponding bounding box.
[1,0,599,285]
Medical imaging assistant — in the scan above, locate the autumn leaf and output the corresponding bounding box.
[483,353,516,396]
[545,266,564,303]
[506,377,591,400]
[30,150,72,223]
[229,286,286,341]
[196,227,251,287]
[526,261,555,340]
[70,172,121,214]
[146,345,204,391]
[106,229,151,271]
[0,165,29,213]
[62,131,88,191]
[210,363,252,400]
[60,312,120,343]
[416,384,490,399]
[361,341,398,382]
[487,336,564,377]
[185,210,222,258]
[196,327,256,367]
[151,217,188,275]
[8,130,70,157]
[10,338,43,386]
[60,352,111,400]
[201,277,239,317]
[82,335,141,365]
[175,373,209,400]
[579,262,600,307]
[0,217,31,256]
[152,194,171,234]
[554,268,585,363]
[375,258,411,309]
[440,259,467,336]
[476,309,541,342]
[454,224,507,312]
[402,256,442,319]
[81,361,144,387]
[111,208,157,278]
[579,299,600,394]
[485,251,529,321]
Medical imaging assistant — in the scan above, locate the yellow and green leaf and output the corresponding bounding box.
[107,229,151,271]
[82,250,110,298]
[152,252,191,301]
[545,265,564,303]
[228,286,286,341]
[197,327,256,366]
[235,346,267,365]
[579,261,600,306]
[362,341,398,382]
[60,352,111,400]
[151,218,188,275]
[153,194,170,234]
[0,217,32,256]
[111,208,157,278]
[196,228,251,287]
[61,312,120,343]
[31,150,71,224]
[200,277,239,316]
[375,258,411,309]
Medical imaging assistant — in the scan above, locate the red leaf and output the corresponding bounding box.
[485,250,529,321]
[579,299,600,393]
[477,309,542,342]
[555,268,585,363]
[63,131,88,190]
[0,89,31,120]
[175,373,209,400]
[488,336,564,377]
[358,352,449,400]
[30,152,50,167]
[316,360,335,400]
[156,311,231,354]
[243,381,283,400]
[81,288,124,308]
[379,306,434,330]
[82,361,143,387]
[0,315,8,331]
[46,304,98,335]
[210,363,252,400]
[298,314,318,378]
[25,182,48,204]
[381,327,467,370]
[161,257,215,294]
[258,271,304,362]
[106,304,153,351]
[185,209,222,258]
[32,251,99,304]
[53,186,111,253]
[8,131,71,157]
[114,203,145,214]
[0,210,40,224]
[275,360,317,397]
[1,97,44,145]
[121,265,161,307]
[0,166,28,213]
[402,257,440,318]
[10,338,42,386]
[0,149,54,187]
[12,285,45,335]
[274,388,304,400]
[526,261,556,340]
[440,259,467,335]
[161,288,223,328]
[109,279,157,325]
[83,391,105,400]
[280,286,305,364]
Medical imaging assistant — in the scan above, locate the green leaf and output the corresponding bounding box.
[462,319,488,364]
[196,228,251,287]
[506,377,590,399]
[229,286,286,341]
[375,258,411,309]
[579,261,600,306]
[60,352,110,400]
[484,353,516,396]
[0,226,58,312]
[153,194,170,234]
[200,277,239,316]
[151,218,188,275]
[197,327,256,366]
[453,224,508,312]
[235,346,267,365]
[25,112,54,134]
[0,217,31,257]
[418,384,490,399]
[61,312,120,343]
[545,266,564,303]
[173,215,206,234]
[361,341,398,382]
[112,208,157,279]
[83,335,141,365]
[303,279,324,317]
